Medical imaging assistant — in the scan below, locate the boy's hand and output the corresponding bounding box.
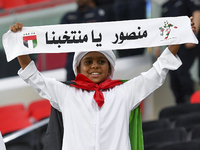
[185,17,197,49]
[190,16,196,34]
[9,22,31,69]
[168,16,197,55]
[9,22,24,32]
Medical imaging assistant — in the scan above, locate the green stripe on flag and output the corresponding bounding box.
[33,40,37,48]
[120,80,144,150]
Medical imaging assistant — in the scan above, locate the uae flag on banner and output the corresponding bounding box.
[22,31,37,49]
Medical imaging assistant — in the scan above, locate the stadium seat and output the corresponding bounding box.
[4,119,49,150]
[36,53,67,71]
[0,103,31,135]
[0,103,25,114]
[142,118,171,133]
[28,99,51,122]
[191,125,200,141]
[6,143,34,150]
[175,113,200,131]
[159,103,200,121]
[190,126,200,148]
[5,130,38,150]
[2,0,27,9]
[27,0,51,4]
[31,106,50,121]
[151,141,200,150]
[0,113,31,135]
[35,123,48,149]
[143,127,187,150]
[0,110,28,121]
[0,0,3,9]
[190,90,200,104]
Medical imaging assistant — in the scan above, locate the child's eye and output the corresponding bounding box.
[84,60,92,64]
[99,60,106,64]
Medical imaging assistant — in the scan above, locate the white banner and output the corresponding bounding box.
[2,16,198,62]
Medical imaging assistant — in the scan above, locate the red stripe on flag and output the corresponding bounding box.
[23,35,36,41]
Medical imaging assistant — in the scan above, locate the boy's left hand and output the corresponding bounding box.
[190,16,196,34]
[185,17,197,49]
[167,16,197,55]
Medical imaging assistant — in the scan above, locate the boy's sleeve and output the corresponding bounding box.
[123,47,182,111]
[18,61,68,111]
[18,61,37,79]
[154,47,182,75]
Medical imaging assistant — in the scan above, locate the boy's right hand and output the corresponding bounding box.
[9,22,31,69]
[9,22,24,32]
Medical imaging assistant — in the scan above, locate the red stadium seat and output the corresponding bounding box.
[0,111,31,135]
[36,53,67,71]
[2,0,27,9]
[27,0,51,4]
[28,99,51,121]
[0,119,31,135]
[0,110,29,121]
[0,104,29,135]
[31,106,50,121]
[0,0,3,9]
[190,90,200,104]
[0,103,25,114]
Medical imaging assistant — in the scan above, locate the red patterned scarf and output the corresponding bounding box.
[70,74,123,107]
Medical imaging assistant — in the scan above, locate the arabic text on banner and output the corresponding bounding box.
[2,16,198,62]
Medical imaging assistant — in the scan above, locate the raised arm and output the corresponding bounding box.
[193,11,200,34]
[168,16,197,55]
[185,11,200,49]
[10,22,32,69]
[17,55,32,70]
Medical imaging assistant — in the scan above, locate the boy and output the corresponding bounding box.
[10,20,196,150]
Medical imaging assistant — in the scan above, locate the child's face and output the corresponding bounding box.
[77,52,111,84]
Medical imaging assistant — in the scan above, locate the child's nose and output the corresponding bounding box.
[91,61,99,68]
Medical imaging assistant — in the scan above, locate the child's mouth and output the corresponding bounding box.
[91,72,100,77]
